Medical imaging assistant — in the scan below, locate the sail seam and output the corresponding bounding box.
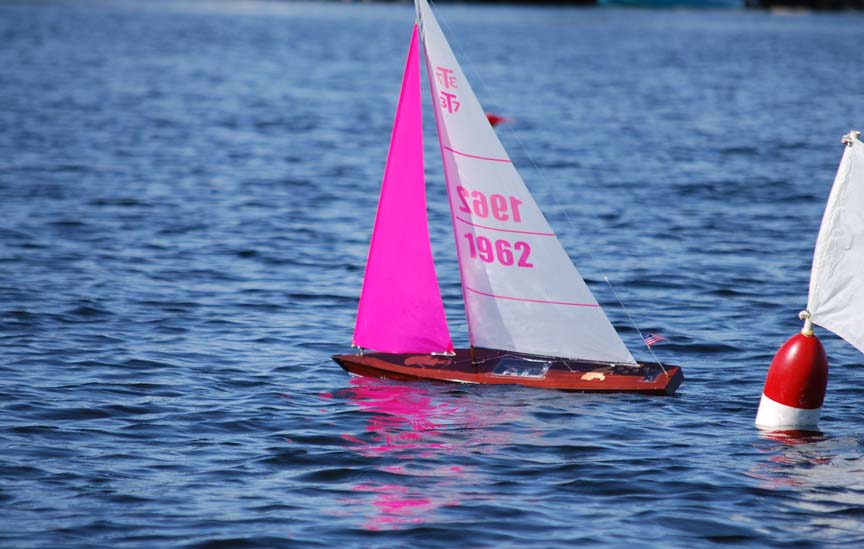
[455,216,555,236]
[442,145,511,163]
[465,286,600,307]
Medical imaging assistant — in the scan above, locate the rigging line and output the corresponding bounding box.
[429,1,658,360]
[604,276,668,375]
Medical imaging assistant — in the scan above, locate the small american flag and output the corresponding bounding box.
[643,333,667,347]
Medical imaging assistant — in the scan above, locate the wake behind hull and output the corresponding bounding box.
[332,348,683,395]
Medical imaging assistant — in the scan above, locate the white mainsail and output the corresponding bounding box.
[415,0,635,364]
[807,132,864,355]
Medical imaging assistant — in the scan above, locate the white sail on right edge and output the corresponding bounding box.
[415,0,635,364]
[808,133,864,355]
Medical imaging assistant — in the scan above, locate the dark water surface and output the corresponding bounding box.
[3,0,864,546]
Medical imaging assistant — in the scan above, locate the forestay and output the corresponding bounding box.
[415,0,635,364]
[807,134,864,355]
[353,25,453,355]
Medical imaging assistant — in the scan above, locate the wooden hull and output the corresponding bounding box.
[332,348,683,395]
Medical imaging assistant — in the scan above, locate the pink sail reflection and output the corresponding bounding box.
[337,377,514,530]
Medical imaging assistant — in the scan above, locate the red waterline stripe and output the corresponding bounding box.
[443,145,511,163]
[465,286,600,307]
[455,216,555,237]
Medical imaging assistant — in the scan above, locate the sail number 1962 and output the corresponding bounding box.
[463,234,533,268]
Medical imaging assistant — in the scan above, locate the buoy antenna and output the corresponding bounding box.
[798,310,814,337]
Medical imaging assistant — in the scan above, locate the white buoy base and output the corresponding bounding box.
[755,393,822,429]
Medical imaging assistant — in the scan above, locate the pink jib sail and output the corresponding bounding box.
[352,24,453,355]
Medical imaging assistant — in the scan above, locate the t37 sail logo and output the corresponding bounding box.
[435,66,460,114]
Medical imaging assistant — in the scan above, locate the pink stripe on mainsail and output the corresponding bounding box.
[442,145,511,163]
[465,286,600,307]
[352,25,453,354]
[455,216,555,237]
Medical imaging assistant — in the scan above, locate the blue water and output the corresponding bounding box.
[3,1,864,546]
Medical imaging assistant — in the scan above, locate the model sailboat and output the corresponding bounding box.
[756,131,864,429]
[333,0,683,394]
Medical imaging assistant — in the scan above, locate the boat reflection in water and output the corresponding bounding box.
[336,377,513,531]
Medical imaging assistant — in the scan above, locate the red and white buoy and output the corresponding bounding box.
[755,311,828,430]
